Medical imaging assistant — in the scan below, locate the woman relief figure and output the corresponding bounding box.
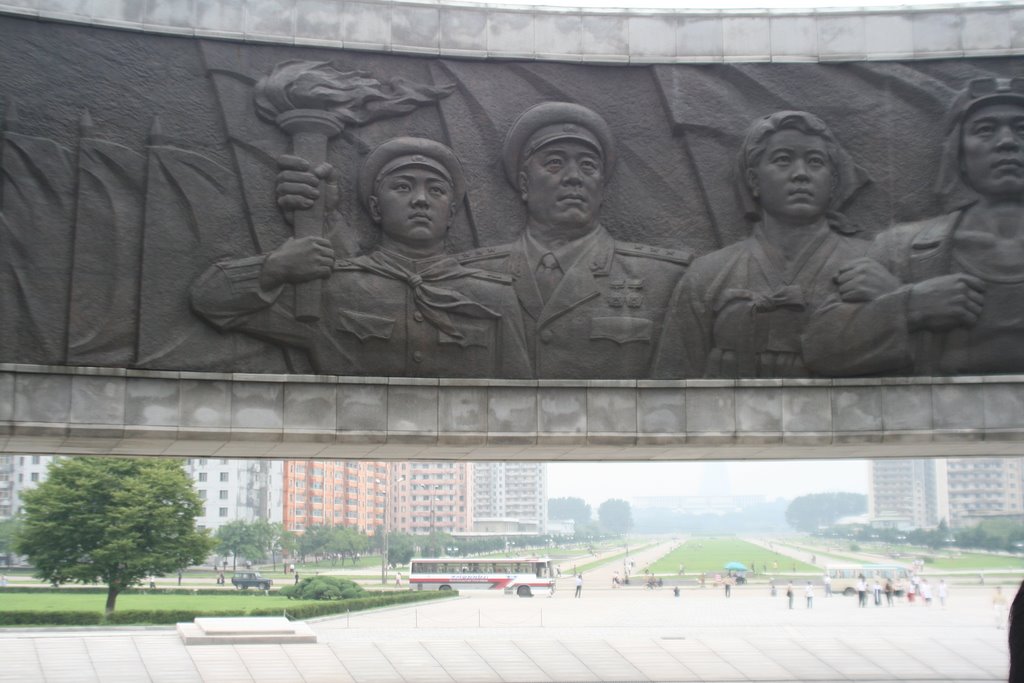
[653,111,895,378]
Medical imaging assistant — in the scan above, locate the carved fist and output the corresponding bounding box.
[907,273,986,332]
[833,257,901,302]
[276,155,339,220]
[260,236,335,290]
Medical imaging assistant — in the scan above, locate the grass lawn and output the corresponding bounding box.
[648,538,819,575]
[925,552,1024,571]
[0,591,317,613]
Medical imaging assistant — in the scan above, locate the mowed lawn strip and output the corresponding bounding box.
[649,538,820,574]
[0,592,319,612]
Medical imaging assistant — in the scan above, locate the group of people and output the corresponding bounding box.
[850,573,949,608]
[192,78,1024,380]
[783,581,816,609]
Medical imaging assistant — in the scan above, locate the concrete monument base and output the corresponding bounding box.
[176,616,317,645]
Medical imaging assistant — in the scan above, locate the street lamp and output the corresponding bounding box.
[379,474,405,585]
[428,484,442,534]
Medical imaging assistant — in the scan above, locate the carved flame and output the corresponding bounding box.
[254,60,455,127]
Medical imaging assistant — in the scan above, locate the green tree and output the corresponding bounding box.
[548,497,592,527]
[299,524,333,562]
[15,457,214,615]
[419,531,453,558]
[597,499,633,535]
[215,520,263,569]
[0,516,21,567]
[387,532,416,566]
[328,527,368,566]
[785,492,867,532]
[262,522,296,571]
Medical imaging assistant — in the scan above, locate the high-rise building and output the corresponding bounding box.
[389,462,472,535]
[185,458,284,531]
[945,457,1024,528]
[867,458,948,530]
[282,460,388,533]
[472,462,547,533]
[0,454,55,519]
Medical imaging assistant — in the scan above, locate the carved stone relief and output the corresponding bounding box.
[1,15,1023,379]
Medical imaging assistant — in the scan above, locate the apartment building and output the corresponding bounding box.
[388,462,472,535]
[282,460,388,533]
[0,454,55,519]
[946,457,1024,528]
[185,458,284,531]
[472,462,547,533]
[867,458,949,530]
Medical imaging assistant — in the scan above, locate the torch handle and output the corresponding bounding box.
[290,129,328,323]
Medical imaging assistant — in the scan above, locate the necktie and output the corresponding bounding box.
[536,252,562,302]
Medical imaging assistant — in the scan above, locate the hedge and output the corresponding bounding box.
[0,589,456,626]
[0,586,267,596]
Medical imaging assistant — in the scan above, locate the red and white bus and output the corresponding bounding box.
[409,557,556,597]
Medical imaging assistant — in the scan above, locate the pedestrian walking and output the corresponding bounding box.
[873,579,882,606]
[805,582,814,609]
[574,574,583,598]
[921,578,933,606]
[938,579,948,608]
[786,582,794,609]
[856,574,867,608]
[724,575,733,598]
[994,586,1009,628]
[823,573,832,597]
[884,579,894,607]
[395,572,402,588]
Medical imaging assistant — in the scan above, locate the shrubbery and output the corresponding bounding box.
[0,588,455,625]
[279,576,366,601]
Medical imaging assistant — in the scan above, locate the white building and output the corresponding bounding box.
[184,458,284,531]
[946,457,1024,528]
[0,454,56,519]
[472,462,547,533]
[868,458,949,530]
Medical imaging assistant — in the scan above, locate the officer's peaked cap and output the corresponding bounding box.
[359,137,467,211]
[502,102,616,188]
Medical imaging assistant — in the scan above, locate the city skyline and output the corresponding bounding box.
[547,460,869,508]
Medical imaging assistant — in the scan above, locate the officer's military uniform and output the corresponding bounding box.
[459,226,690,378]
[190,250,532,378]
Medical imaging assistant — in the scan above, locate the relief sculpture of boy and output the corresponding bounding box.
[191,137,531,378]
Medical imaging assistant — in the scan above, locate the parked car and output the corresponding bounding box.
[231,571,272,590]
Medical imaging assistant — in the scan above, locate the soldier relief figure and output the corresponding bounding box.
[191,137,531,377]
[653,111,894,379]
[805,79,1024,376]
[459,102,691,378]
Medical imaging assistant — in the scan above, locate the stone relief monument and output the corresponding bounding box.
[1,14,1023,379]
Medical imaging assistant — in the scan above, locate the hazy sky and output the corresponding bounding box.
[548,459,868,507]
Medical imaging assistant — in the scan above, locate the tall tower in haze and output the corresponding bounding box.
[699,462,731,497]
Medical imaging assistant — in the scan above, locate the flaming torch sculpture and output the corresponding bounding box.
[254,61,455,322]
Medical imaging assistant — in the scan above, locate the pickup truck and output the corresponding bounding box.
[231,571,272,590]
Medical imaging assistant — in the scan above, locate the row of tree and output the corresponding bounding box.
[547,497,633,535]
[821,517,1024,553]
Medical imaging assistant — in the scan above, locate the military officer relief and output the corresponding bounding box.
[459,102,692,378]
[190,137,531,377]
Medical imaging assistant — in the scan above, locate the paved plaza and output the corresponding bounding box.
[0,579,1011,683]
